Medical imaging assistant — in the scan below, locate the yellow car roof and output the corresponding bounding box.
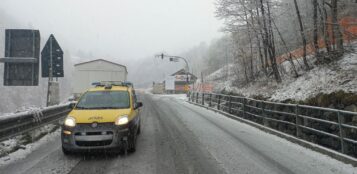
[88,86,130,92]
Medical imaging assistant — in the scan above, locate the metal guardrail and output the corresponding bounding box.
[189,92,357,158]
[0,104,71,142]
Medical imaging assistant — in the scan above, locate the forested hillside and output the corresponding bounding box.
[182,0,357,95]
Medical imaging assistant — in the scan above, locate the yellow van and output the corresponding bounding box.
[61,82,142,155]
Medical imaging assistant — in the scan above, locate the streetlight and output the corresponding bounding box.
[156,53,190,92]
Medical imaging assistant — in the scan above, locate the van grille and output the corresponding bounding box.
[74,131,113,136]
[76,140,112,147]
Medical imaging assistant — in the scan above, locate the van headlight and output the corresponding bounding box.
[64,116,76,127]
[115,115,129,126]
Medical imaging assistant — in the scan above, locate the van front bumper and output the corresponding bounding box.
[61,123,129,152]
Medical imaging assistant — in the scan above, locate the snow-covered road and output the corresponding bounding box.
[1,94,356,174]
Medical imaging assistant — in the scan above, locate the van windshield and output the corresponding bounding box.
[76,91,130,109]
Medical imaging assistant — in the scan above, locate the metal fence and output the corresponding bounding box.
[189,92,357,158]
[0,104,71,142]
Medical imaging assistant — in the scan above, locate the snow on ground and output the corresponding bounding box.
[143,88,153,94]
[206,43,357,102]
[0,102,70,122]
[0,128,60,167]
[271,53,357,101]
[205,64,235,82]
[143,87,188,101]
[0,103,38,116]
[0,124,58,156]
[153,94,188,101]
[0,107,42,122]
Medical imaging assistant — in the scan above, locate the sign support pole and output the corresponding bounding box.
[46,36,53,106]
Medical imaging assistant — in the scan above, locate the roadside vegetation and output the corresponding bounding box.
[182,0,357,107]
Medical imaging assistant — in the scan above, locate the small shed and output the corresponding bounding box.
[171,69,197,93]
[73,59,128,95]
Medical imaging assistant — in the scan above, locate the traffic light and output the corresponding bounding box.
[169,57,179,62]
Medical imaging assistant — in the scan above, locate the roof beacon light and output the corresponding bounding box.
[104,84,112,89]
[91,82,101,86]
[91,81,133,88]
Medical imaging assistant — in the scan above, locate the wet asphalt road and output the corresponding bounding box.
[0,94,354,174]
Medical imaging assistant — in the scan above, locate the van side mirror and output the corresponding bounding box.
[69,102,77,109]
[135,102,143,109]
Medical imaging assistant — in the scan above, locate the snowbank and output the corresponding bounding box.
[271,52,357,101]
[0,125,59,166]
[0,102,70,122]
[206,44,357,102]
[152,94,188,102]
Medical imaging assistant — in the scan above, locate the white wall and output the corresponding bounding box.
[73,60,127,94]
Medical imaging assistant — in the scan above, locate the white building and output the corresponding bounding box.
[73,59,128,96]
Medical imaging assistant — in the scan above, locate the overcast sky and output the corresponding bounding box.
[0,0,223,62]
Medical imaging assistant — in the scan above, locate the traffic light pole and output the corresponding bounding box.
[156,53,190,92]
[170,56,190,84]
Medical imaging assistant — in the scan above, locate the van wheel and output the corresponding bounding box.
[62,146,71,155]
[120,141,128,156]
[128,132,137,153]
[137,123,141,135]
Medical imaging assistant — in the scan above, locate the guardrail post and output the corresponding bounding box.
[262,101,268,126]
[193,92,195,102]
[202,93,205,105]
[337,111,346,154]
[209,94,212,107]
[295,105,302,138]
[196,92,199,103]
[217,95,221,110]
[229,96,232,114]
[242,98,246,118]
